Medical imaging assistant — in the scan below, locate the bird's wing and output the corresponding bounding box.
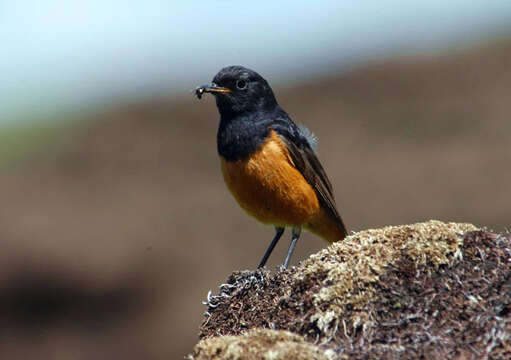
[276,133,347,237]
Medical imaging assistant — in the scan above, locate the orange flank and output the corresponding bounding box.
[220,130,342,243]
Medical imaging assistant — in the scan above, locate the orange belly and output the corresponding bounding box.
[220,131,320,227]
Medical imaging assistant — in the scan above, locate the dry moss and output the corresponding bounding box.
[195,220,511,359]
[302,220,476,338]
[188,328,332,360]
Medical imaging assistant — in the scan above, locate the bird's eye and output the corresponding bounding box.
[236,80,247,90]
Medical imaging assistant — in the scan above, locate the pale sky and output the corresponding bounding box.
[1,1,511,122]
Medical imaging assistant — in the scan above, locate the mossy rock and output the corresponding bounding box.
[189,220,511,359]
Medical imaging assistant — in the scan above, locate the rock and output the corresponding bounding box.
[189,329,333,360]
[189,220,511,359]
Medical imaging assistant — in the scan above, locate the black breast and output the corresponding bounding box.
[217,114,273,162]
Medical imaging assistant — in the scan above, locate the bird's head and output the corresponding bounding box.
[195,66,278,118]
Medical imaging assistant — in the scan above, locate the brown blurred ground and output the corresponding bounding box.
[0,40,510,359]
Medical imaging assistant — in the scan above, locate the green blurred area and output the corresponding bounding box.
[0,121,71,166]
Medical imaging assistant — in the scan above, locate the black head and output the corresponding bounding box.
[195,66,278,118]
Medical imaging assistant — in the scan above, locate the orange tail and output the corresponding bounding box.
[306,207,347,243]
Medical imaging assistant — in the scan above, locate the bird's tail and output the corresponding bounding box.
[306,207,347,243]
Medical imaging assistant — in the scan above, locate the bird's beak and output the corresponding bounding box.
[194,83,232,99]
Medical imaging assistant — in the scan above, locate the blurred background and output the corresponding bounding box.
[1,1,510,359]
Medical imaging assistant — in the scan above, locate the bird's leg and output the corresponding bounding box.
[283,227,301,269]
[258,227,285,268]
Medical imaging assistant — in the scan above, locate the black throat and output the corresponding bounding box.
[217,111,274,162]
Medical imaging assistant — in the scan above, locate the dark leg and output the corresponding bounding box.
[258,227,285,268]
[283,227,301,269]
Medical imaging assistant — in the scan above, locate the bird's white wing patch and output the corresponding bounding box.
[298,125,318,152]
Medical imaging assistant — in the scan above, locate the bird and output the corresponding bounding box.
[195,65,347,269]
